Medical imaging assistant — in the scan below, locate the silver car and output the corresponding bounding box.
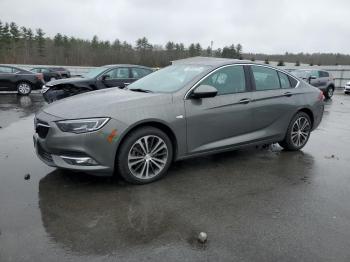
[290,69,335,99]
[34,57,324,184]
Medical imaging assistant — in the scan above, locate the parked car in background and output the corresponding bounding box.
[0,65,44,95]
[290,69,335,99]
[34,57,324,184]
[344,81,350,94]
[49,67,71,78]
[30,67,63,82]
[42,64,154,103]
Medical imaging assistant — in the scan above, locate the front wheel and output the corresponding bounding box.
[17,82,32,95]
[116,127,173,184]
[324,86,334,99]
[279,112,312,151]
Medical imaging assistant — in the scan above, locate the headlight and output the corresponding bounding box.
[55,118,110,134]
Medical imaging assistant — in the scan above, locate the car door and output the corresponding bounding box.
[101,67,131,89]
[249,65,297,140]
[184,65,254,154]
[318,71,329,89]
[309,70,321,88]
[0,66,16,90]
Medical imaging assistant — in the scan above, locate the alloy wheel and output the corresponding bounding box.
[127,135,168,179]
[328,88,333,98]
[18,83,31,94]
[291,116,311,147]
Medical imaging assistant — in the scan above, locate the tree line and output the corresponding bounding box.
[0,20,243,67]
[1,20,350,67]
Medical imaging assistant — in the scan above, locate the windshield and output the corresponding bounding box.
[82,67,108,78]
[128,64,211,93]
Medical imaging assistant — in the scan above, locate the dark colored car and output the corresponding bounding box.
[290,69,335,99]
[30,67,63,82]
[42,64,154,103]
[0,65,44,95]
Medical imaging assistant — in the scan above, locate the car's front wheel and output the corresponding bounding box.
[279,112,312,151]
[116,127,173,184]
[324,86,334,99]
[17,82,32,95]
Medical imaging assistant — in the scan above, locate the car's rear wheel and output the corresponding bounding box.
[17,82,32,95]
[279,112,312,151]
[116,127,173,184]
[324,86,334,99]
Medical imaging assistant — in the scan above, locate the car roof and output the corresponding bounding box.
[102,64,152,69]
[171,56,253,67]
[0,64,26,71]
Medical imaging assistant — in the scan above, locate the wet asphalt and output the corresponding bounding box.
[0,91,350,262]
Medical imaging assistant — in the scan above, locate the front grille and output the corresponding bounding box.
[36,120,50,138]
[37,143,53,163]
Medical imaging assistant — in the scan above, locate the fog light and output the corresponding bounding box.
[60,156,98,166]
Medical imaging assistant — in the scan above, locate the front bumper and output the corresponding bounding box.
[33,111,128,176]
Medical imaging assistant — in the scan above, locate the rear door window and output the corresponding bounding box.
[251,66,280,91]
[131,68,152,79]
[108,68,130,79]
[320,71,329,77]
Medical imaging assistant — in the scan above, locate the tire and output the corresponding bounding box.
[116,127,173,184]
[324,86,334,99]
[279,112,312,151]
[17,82,32,95]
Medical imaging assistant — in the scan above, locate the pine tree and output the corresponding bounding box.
[35,28,45,60]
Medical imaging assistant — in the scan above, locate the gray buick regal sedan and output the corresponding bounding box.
[34,57,324,184]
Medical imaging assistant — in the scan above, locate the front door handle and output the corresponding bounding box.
[284,92,293,97]
[239,98,251,104]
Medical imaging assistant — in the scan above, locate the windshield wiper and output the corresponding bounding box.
[129,88,153,93]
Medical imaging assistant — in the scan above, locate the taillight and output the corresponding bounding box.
[318,91,325,101]
[36,73,43,81]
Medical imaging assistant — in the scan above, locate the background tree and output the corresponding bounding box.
[277,60,285,66]
[2,19,350,67]
[35,28,45,63]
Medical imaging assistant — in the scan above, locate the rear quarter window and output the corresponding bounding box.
[288,76,298,88]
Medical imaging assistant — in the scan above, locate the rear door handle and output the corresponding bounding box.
[284,92,293,97]
[239,98,251,104]
[124,82,131,86]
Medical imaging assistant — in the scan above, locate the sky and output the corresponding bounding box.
[0,0,350,54]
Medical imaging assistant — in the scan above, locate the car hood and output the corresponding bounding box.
[43,88,173,119]
[46,77,88,86]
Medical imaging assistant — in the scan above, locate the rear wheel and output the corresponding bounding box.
[279,112,312,151]
[116,127,173,184]
[17,82,32,95]
[324,86,334,99]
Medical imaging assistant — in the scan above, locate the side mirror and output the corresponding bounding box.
[102,74,110,81]
[308,76,317,83]
[190,85,218,99]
